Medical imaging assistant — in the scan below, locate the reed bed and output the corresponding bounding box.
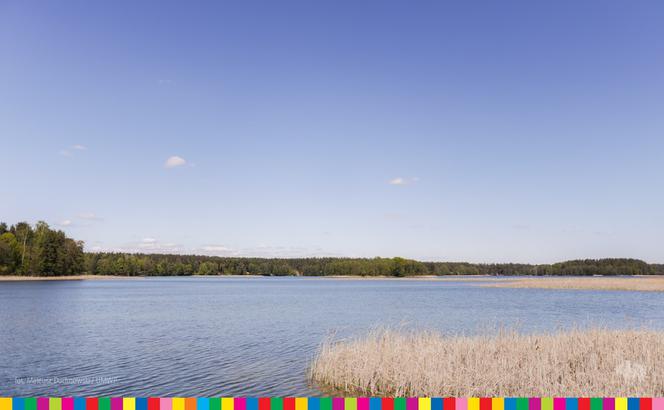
[482,276,664,292]
[309,328,664,397]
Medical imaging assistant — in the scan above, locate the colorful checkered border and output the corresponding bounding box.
[1,397,664,410]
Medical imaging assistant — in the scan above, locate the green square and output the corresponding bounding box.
[99,398,110,410]
[590,398,603,410]
[319,398,331,410]
[210,398,221,410]
[516,398,529,410]
[395,398,406,410]
[271,398,283,410]
[24,398,36,410]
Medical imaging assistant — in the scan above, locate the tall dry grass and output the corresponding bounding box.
[482,276,664,292]
[309,328,664,397]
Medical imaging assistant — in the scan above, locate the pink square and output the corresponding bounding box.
[62,399,74,410]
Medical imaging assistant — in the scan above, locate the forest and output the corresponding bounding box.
[1,221,663,277]
[0,221,85,276]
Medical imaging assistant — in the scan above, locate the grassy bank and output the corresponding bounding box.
[309,328,664,397]
[482,276,664,292]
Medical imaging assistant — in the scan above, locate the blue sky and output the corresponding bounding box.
[1,1,663,263]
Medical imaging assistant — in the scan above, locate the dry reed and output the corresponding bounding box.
[309,328,664,397]
[482,276,664,292]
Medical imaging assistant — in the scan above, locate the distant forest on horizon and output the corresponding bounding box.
[2,221,663,277]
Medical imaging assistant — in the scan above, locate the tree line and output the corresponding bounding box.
[0,221,84,276]
[1,221,663,277]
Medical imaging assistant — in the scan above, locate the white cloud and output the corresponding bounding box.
[78,212,102,221]
[60,144,87,157]
[59,219,73,227]
[388,177,419,186]
[130,238,184,253]
[238,245,338,258]
[201,245,232,252]
[195,245,238,256]
[164,155,187,168]
[194,244,338,258]
[137,242,181,252]
[90,240,338,258]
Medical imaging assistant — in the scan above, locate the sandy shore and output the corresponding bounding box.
[0,275,142,281]
[306,275,501,281]
[310,328,664,396]
[482,275,664,292]
[1,274,483,281]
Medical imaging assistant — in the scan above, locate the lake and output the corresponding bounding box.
[1,277,663,397]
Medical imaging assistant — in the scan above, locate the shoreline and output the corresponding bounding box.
[307,274,504,281]
[0,274,508,282]
[0,275,143,281]
[3,274,664,291]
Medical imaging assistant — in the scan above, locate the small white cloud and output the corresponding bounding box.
[164,155,187,168]
[78,212,102,221]
[388,177,419,186]
[201,245,232,252]
[196,245,237,256]
[137,240,181,251]
[59,219,73,227]
[60,145,87,157]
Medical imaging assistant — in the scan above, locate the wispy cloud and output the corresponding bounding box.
[194,244,239,256]
[89,240,338,258]
[59,219,73,227]
[201,245,233,253]
[92,238,184,254]
[164,155,187,168]
[154,243,336,258]
[78,212,102,221]
[124,237,184,253]
[60,144,88,157]
[388,176,419,186]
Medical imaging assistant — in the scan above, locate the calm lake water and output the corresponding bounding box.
[1,276,663,397]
